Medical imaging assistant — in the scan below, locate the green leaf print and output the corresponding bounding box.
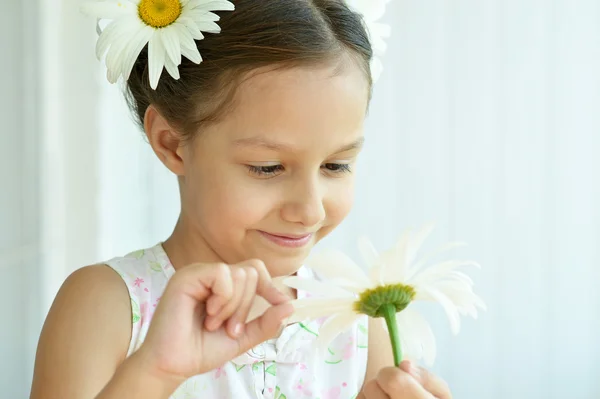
[131,298,141,323]
[299,322,319,337]
[234,364,246,372]
[358,322,368,348]
[324,347,343,365]
[130,249,145,259]
[358,324,368,334]
[265,363,276,376]
[149,261,163,272]
[274,386,287,399]
[252,361,264,372]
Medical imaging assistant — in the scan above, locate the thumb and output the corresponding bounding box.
[236,302,294,352]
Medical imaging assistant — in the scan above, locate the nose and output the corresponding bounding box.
[280,175,326,228]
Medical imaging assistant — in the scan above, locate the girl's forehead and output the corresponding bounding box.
[224,65,369,135]
[191,63,369,157]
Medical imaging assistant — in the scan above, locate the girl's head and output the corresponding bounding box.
[126,0,373,276]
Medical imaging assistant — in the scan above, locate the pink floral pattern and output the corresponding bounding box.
[104,244,368,399]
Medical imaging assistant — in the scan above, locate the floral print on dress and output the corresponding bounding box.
[104,244,368,398]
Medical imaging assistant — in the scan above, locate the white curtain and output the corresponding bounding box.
[2,0,599,397]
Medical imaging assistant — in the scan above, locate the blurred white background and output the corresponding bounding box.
[2,0,599,397]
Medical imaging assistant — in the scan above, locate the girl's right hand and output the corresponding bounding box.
[359,361,452,399]
[133,260,293,383]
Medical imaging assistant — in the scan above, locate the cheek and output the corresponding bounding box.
[193,171,276,228]
[324,180,355,227]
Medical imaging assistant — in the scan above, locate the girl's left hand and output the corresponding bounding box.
[358,361,452,399]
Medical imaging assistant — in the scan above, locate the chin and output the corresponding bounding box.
[261,252,309,277]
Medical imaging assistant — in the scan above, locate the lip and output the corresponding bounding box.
[258,231,313,248]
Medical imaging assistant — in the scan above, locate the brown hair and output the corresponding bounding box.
[125,0,373,140]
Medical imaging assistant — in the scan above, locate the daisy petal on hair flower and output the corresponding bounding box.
[345,0,392,81]
[284,223,486,367]
[81,0,235,89]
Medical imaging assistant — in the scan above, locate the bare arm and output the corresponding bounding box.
[29,265,168,398]
[31,261,292,399]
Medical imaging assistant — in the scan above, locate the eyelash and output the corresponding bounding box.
[247,163,352,177]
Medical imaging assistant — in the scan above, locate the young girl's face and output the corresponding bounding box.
[179,61,369,276]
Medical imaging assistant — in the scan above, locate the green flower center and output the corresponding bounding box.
[353,283,416,318]
[138,0,182,28]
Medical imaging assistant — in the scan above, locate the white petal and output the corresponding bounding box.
[418,287,461,335]
[177,17,205,40]
[379,231,410,284]
[405,242,470,281]
[406,223,435,266]
[283,276,355,299]
[315,312,360,354]
[395,310,422,361]
[288,297,357,324]
[185,10,221,22]
[96,18,136,60]
[148,33,166,89]
[176,25,202,63]
[180,40,203,64]
[358,235,380,269]
[409,260,480,286]
[105,22,141,82]
[80,1,136,19]
[398,308,437,366]
[306,250,370,289]
[414,269,475,288]
[161,27,182,66]
[164,54,181,80]
[426,282,487,313]
[193,0,235,12]
[193,20,221,33]
[121,25,154,81]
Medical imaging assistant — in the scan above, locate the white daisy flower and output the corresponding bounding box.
[284,223,486,366]
[80,0,235,89]
[345,0,392,81]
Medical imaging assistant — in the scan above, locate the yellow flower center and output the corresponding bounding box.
[138,0,182,28]
[353,284,416,318]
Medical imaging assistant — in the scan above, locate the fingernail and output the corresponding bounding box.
[233,323,242,337]
[410,365,421,379]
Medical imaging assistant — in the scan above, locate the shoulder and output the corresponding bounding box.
[30,264,132,398]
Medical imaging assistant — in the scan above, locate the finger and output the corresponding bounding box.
[377,367,434,399]
[243,259,289,305]
[362,379,389,399]
[226,266,259,337]
[205,267,246,332]
[400,362,452,399]
[206,295,222,316]
[200,263,233,315]
[236,302,294,354]
[176,263,233,304]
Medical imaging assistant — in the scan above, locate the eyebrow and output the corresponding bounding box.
[232,136,365,153]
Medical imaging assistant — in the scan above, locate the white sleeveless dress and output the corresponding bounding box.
[104,244,369,399]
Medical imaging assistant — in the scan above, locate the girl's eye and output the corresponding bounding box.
[247,164,284,176]
[322,163,352,174]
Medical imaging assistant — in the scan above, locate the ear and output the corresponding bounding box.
[144,105,186,176]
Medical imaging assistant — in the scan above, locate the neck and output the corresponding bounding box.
[162,213,297,300]
[162,214,222,271]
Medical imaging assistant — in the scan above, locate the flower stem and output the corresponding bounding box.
[381,303,403,367]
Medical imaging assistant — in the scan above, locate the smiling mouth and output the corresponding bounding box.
[258,231,314,248]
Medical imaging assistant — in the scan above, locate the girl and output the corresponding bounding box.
[30,0,452,398]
